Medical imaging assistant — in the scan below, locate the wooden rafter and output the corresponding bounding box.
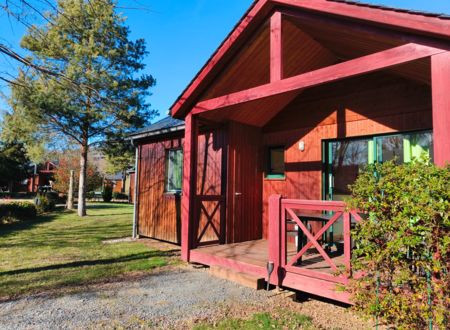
[192,43,445,115]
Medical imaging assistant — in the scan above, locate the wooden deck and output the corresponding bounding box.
[193,239,344,274]
[190,239,350,303]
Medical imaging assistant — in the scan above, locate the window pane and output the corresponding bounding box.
[378,135,404,163]
[408,132,433,162]
[166,149,183,192]
[269,148,285,176]
[330,138,370,198]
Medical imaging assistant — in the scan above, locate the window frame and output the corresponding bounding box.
[266,146,286,180]
[165,148,183,193]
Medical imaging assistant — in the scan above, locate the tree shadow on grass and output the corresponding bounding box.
[0,250,179,276]
[0,212,61,237]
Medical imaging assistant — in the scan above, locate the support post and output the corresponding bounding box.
[181,113,198,261]
[67,170,74,210]
[132,145,140,239]
[270,11,283,82]
[431,52,450,167]
[268,194,282,286]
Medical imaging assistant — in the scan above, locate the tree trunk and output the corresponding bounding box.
[77,142,88,216]
[67,170,74,210]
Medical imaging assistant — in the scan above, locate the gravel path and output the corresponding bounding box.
[0,267,269,329]
[0,266,371,329]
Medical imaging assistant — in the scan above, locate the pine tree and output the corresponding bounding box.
[7,0,156,216]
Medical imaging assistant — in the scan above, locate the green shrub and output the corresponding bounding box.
[102,186,113,203]
[112,192,128,200]
[86,191,95,200]
[348,160,450,329]
[0,202,37,221]
[35,194,56,213]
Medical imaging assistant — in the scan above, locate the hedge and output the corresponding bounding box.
[0,202,37,221]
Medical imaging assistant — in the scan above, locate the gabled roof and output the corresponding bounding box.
[170,0,450,119]
[129,116,184,141]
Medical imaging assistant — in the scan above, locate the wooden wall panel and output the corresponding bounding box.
[137,129,227,245]
[138,135,183,244]
[261,74,432,238]
[194,128,227,245]
[129,173,135,204]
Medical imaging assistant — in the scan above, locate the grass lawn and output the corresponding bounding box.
[0,203,170,299]
[193,311,315,330]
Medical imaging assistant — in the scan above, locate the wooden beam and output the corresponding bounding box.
[181,113,198,261]
[193,43,445,114]
[272,0,450,40]
[431,52,450,167]
[270,11,283,82]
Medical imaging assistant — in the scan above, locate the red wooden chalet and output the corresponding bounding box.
[131,0,450,303]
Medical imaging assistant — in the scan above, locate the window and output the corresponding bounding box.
[266,146,285,179]
[324,130,433,201]
[165,149,183,192]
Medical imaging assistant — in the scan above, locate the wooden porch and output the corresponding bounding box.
[189,198,360,304]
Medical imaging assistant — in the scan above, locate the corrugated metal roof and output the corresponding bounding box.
[129,116,184,140]
[328,0,450,19]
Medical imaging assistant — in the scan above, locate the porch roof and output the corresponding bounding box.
[170,0,450,120]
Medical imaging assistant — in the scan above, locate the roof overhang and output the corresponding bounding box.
[170,0,450,119]
[128,124,185,143]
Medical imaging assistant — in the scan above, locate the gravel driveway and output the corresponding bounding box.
[0,267,270,329]
[0,266,371,329]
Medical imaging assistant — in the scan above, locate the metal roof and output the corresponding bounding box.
[128,116,184,141]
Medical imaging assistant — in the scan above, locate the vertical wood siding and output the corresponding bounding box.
[194,129,228,245]
[261,74,432,238]
[138,135,184,244]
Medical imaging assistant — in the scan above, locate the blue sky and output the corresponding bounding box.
[0,0,449,123]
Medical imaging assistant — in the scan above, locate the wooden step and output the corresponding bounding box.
[209,265,266,290]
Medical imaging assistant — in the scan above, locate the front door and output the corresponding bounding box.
[227,121,263,243]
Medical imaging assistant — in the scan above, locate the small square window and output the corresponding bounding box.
[266,146,285,179]
[165,149,183,192]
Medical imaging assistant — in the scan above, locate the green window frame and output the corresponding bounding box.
[266,146,285,179]
[165,148,183,193]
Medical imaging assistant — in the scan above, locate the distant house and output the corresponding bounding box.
[26,161,58,193]
[131,0,450,303]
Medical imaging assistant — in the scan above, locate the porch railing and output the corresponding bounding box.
[268,195,362,286]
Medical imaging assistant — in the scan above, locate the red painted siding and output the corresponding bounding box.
[261,73,432,238]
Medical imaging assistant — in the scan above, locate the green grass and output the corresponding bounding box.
[0,203,170,299]
[193,311,315,330]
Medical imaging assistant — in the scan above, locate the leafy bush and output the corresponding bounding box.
[0,202,37,222]
[86,191,95,200]
[35,194,56,213]
[102,186,113,203]
[112,192,128,200]
[348,160,450,329]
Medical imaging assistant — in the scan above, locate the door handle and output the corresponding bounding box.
[235,192,242,196]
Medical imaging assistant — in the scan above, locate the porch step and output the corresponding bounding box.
[209,265,265,290]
